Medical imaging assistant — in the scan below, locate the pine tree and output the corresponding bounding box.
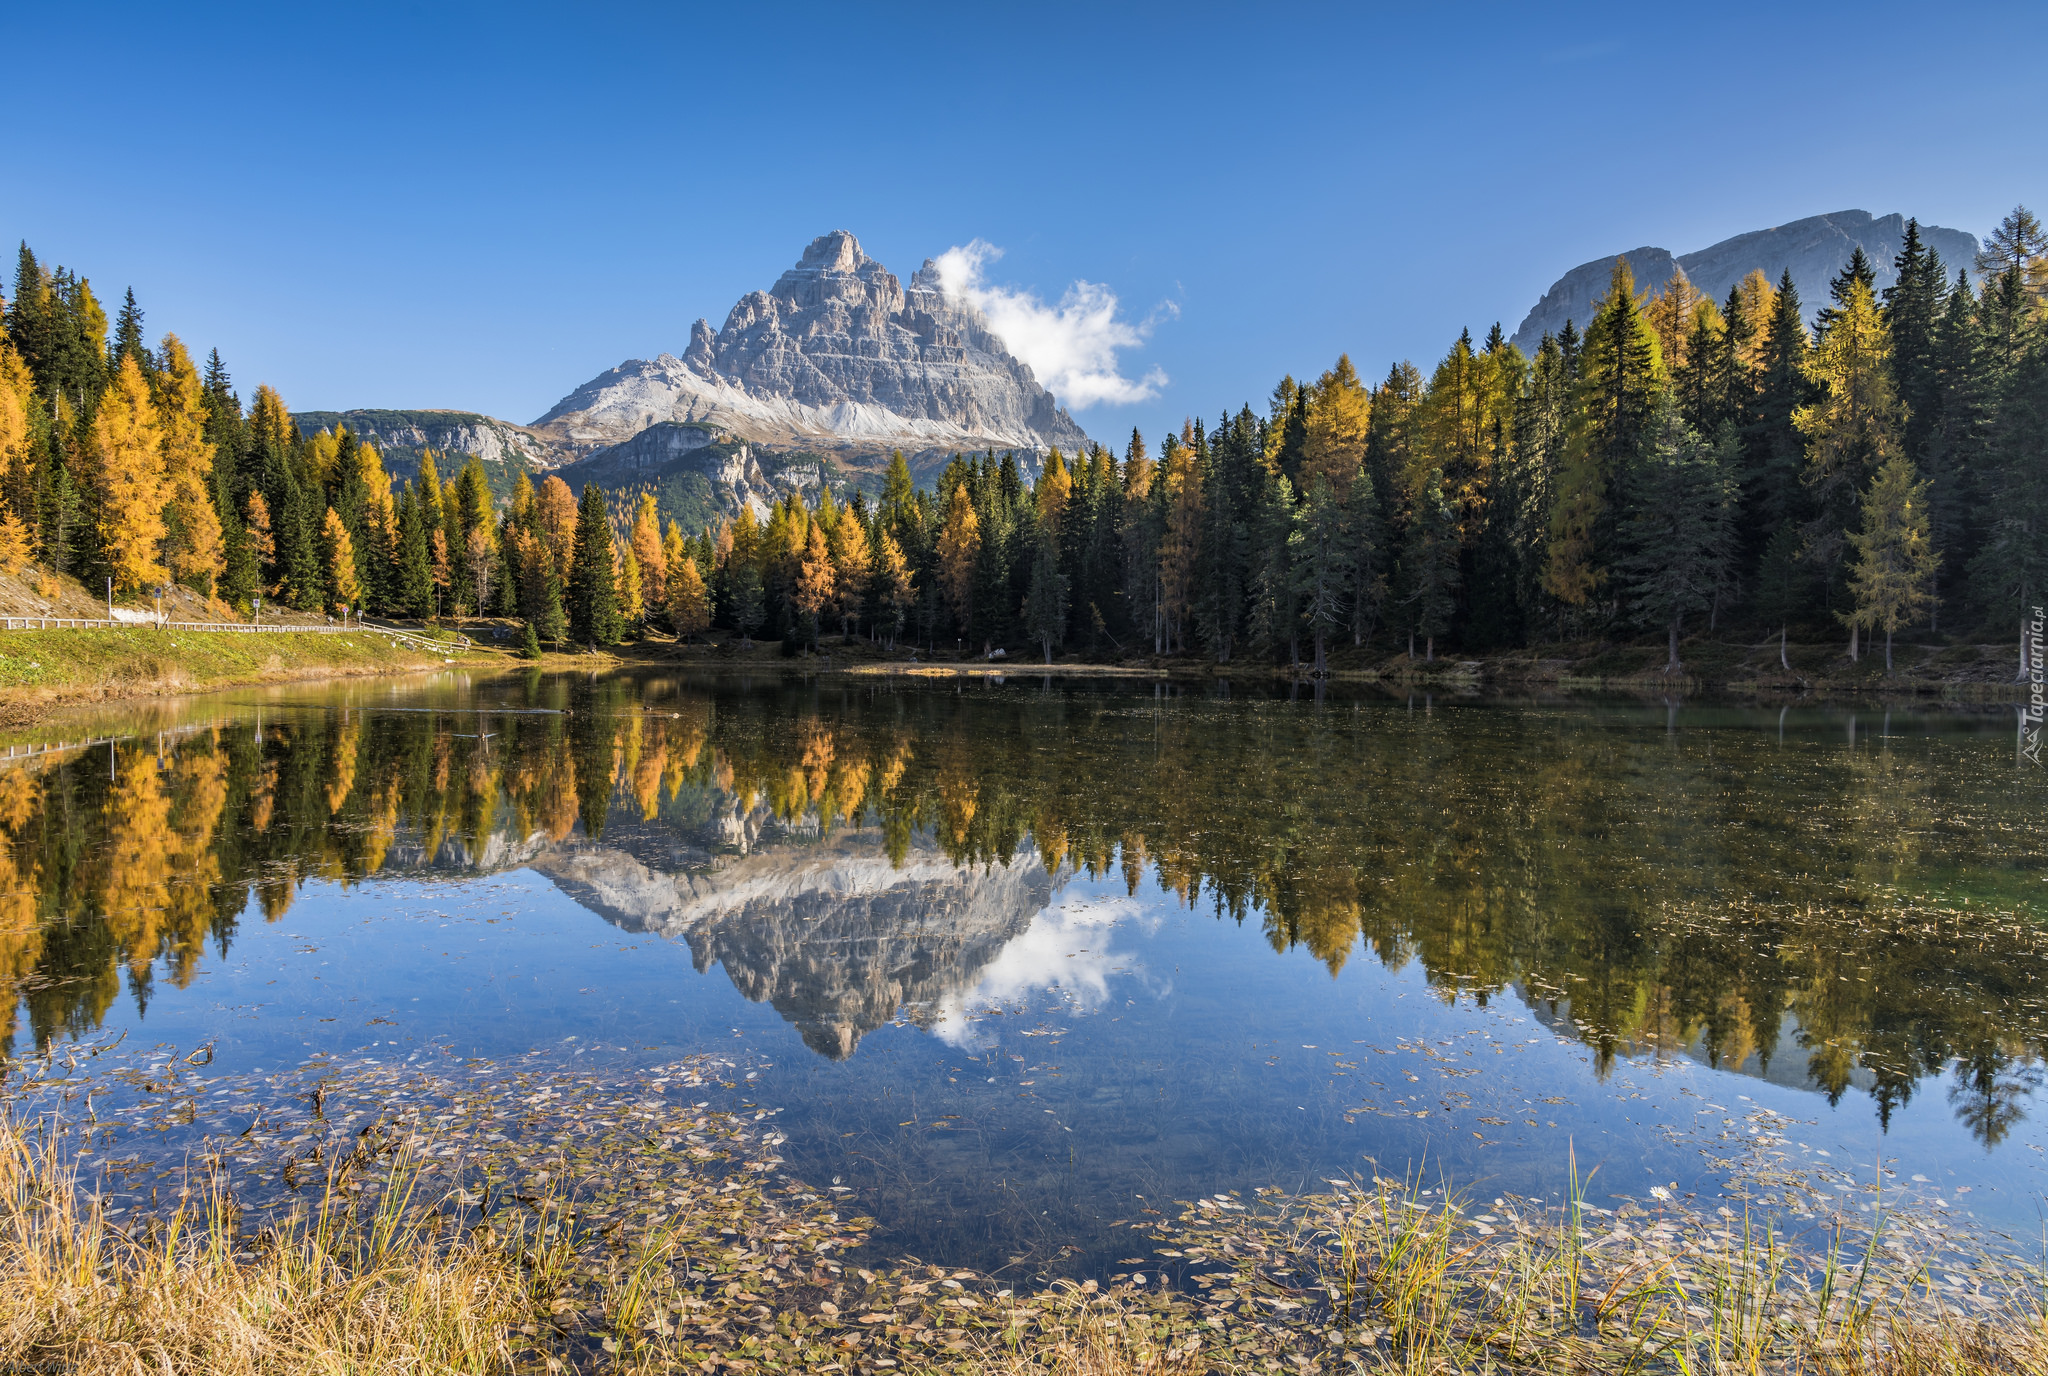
[396,488,433,617]
[1402,467,1461,661]
[89,355,167,594]
[1289,473,1356,674]
[1021,531,1068,664]
[110,288,147,379]
[1344,465,1387,644]
[320,507,361,613]
[1614,410,1738,674]
[568,484,621,646]
[1753,523,1807,671]
[1747,271,1810,551]
[1545,257,1665,612]
[1969,346,2048,679]
[1884,219,1947,464]
[1845,454,1938,672]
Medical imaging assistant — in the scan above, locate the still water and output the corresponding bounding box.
[3,669,2044,1273]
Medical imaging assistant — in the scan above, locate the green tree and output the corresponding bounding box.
[1845,455,1939,672]
[1021,531,1068,664]
[568,483,622,646]
[1615,412,1738,674]
[1402,467,1461,661]
[1545,257,1666,612]
[1289,473,1355,674]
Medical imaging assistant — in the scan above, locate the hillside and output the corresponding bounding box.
[290,408,568,501]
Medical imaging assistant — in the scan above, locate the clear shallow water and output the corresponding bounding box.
[3,669,2045,1273]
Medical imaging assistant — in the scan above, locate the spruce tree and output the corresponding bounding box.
[1289,473,1355,674]
[1021,531,1068,664]
[110,288,147,378]
[568,483,622,646]
[1883,219,1947,465]
[397,487,434,617]
[1402,467,1461,661]
[1747,271,1810,546]
[1614,410,1738,674]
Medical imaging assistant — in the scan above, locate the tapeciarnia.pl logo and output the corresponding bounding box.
[2028,605,2045,765]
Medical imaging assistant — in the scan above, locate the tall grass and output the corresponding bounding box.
[1,1103,2044,1375]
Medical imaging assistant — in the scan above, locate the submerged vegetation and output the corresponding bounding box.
[0,1054,2042,1376]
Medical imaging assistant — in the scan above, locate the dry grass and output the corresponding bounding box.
[0,1119,529,1374]
[2,1101,2045,1375]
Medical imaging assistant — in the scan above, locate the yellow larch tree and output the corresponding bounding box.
[91,354,168,593]
[936,482,980,632]
[154,335,224,594]
[828,509,870,638]
[667,552,710,643]
[1645,267,1708,374]
[1036,448,1072,533]
[1301,353,1372,494]
[630,492,666,607]
[321,507,361,612]
[793,522,835,646]
[536,475,578,574]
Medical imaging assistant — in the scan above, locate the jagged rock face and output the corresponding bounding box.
[534,821,1057,1060]
[530,231,1091,466]
[292,409,571,480]
[1510,210,1979,353]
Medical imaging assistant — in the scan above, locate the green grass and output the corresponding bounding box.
[0,628,463,701]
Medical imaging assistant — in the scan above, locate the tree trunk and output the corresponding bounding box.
[1313,630,1327,676]
[1667,616,1682,675]
[1849,623,1859,662]
[1407,632,1415,661]
[1425,635,1435,663]
[1779,625,1789,672]
[1043,640,1052,665]
[1885,627,1894,672]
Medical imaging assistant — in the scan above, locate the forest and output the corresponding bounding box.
[4,208,2045,673]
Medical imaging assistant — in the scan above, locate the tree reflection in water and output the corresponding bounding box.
[0,673,2041,1147]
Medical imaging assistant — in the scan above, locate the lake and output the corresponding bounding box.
[3,668,2044,1276]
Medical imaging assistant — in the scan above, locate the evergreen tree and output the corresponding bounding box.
[1747,272,1810,554]
[1344,464,1388,645]
[396,487,433,617]
[110,287,147,379]
[1614,411,1738,674]
[1289,473,1355,674]
[1884,219,1947,465]
[875,529,914,650]
[1753,522,1807,669]
[1969,346,2048,678]
[1021,531,1069,664]
[1846,454,1938,672]
[568,483,622,646]
[1975,205,2048,292]
[1545,257,1665,613]
[1402,467,1461,660]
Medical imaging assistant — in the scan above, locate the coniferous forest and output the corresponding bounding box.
[6,210,2047,675]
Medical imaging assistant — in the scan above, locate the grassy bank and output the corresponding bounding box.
[0,626,478,711]
[2,1065,2041,1375]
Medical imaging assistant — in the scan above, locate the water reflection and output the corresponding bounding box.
[1,673,2044,1153]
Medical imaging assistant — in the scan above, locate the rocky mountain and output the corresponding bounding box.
[529,231,1092,477]
[544,423,836,531]
[1509,210,1979,353]
[291,408,570,500]
[373,782,1063,1061]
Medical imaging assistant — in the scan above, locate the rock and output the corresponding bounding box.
[1509,210,1980,352]
[529,230,1092,470]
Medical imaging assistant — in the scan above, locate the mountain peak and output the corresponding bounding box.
[797,229,868,272]
[531,232,1090,468]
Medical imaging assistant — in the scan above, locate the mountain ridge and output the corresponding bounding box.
[1509,210,1979,353]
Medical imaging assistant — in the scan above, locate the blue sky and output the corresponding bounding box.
[5,1,2042,448]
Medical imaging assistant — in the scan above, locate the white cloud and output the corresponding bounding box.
[932,240,1170,410]
[929,893,1161,1049]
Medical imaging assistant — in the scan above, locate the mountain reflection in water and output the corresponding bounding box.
[1,671,2044,1157]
